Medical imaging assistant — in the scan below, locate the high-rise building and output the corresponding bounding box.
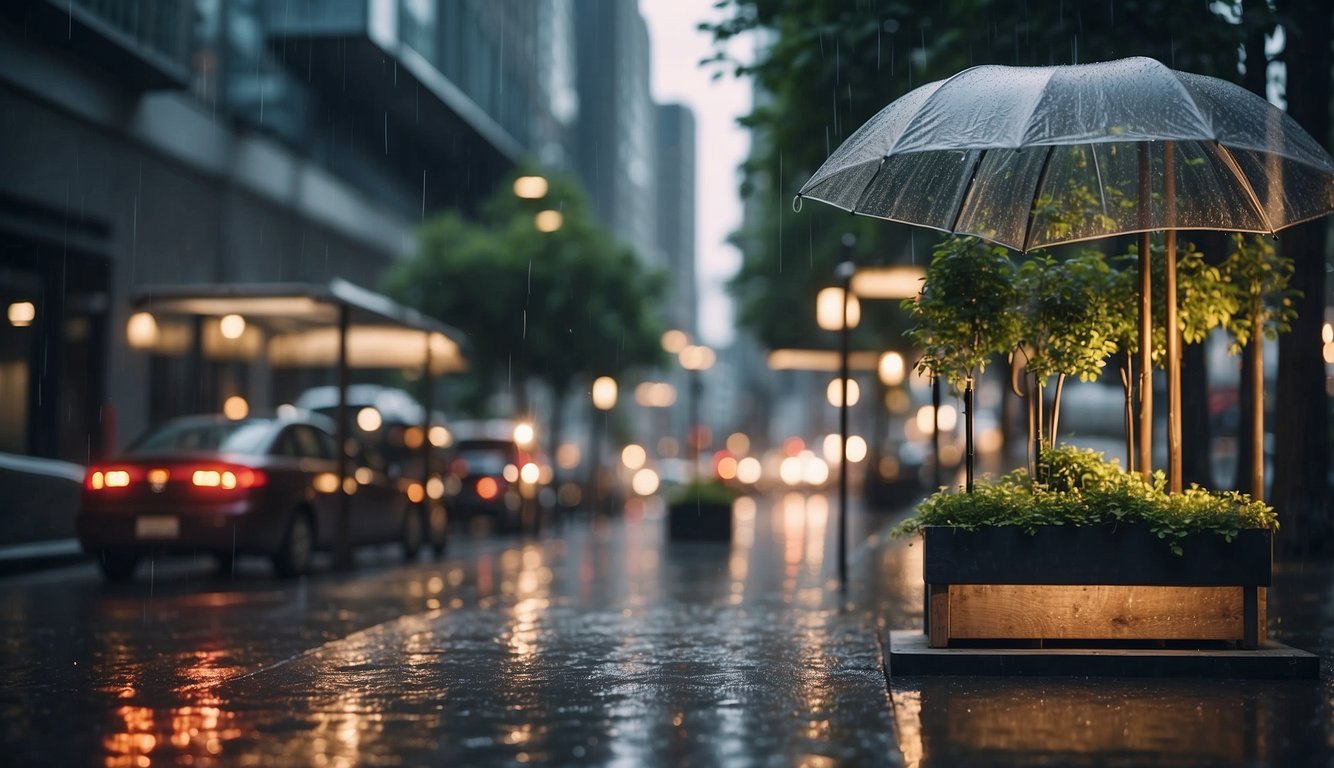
[0,0,577,463]
[655,103,697,336]
[572,0,657,263]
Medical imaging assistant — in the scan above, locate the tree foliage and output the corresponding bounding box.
[384,170,665,416]
[904,236,1021,386]
[703,0,1245,349]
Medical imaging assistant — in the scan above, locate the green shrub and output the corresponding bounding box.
[893,445,1277,554]
[668,479,741,508]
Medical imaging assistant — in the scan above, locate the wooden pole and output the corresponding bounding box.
[1137,143,1154,481]
[1165,141,1182,494]
[1249,322,1265,501]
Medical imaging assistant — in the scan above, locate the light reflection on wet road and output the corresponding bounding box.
[1,491,1332,766]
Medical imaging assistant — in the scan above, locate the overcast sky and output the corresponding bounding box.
[640,0,753,348]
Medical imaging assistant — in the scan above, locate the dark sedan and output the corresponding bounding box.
[77,413,423,580]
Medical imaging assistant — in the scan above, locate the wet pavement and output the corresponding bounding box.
[2,490,1332,766]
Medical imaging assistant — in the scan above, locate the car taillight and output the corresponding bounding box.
[189,464,267,490]
[85,466,142,490]
[476,476,499,500]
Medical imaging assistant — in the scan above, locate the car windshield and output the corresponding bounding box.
[127,421,274,455]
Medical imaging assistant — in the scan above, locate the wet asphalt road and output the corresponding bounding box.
[2,491,1333,767]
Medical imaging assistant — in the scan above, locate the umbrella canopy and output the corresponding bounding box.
[797,56,1334,252]
[798,56,1334,496]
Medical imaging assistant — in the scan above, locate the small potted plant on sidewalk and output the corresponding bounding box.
[667,478,740,542]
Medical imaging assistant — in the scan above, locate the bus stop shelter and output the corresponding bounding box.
[126,278,468,565]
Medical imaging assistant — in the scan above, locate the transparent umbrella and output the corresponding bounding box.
[797,56,1334,493]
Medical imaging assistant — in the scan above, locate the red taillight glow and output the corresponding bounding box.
[85,466,142,490]
[476,476,499,500]
[191,465,266,490]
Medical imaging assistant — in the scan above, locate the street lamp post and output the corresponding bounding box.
[591,376,617,516]
[678,344,715,481]
[817,234,858,588]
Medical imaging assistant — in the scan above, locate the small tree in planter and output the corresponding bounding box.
[904,236,1022,491]
[1013,250,1120,478]
[1221,234,1298,500]
[1107,240,1238,474]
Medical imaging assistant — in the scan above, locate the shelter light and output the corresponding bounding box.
[816,287,860,330]
[7,301,35,327]
[357,407,383,432]
[513,422,535,447]
[126,312,160,348]
[429,425,451,448]
[223,396,249,420]
[850,265,926,299]
[219,313,246,340]
[631,468,660,496]
[513,175,549,199]
[535,210,563,232]
[826,378,861,407]
[621,444,647,470]
[1323,322,1333,345]
[879,352,906,386]
[592,376,618,410]
[661,329,689,354]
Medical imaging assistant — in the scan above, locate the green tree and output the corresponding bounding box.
[385,170,665,457]
[1015,250,1120,469]
[1221,234,1298,500]
[905,236,1022,488]
[704,0,1243,352]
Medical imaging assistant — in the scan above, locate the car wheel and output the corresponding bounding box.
[401,508,424,561]
[98,550,139,582]
[272,512,314,578]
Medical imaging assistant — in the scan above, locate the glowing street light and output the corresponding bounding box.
[126,311,159,349]
[878,351,905,387]
[534,210,563,232]
[816,286,860,331]
[592,376,618,410]
[513,175,549,199]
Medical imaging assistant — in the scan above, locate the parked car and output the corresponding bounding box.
[444,434,550,534]
[77,412,423,581]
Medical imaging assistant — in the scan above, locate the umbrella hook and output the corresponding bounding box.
[792,194,804,213]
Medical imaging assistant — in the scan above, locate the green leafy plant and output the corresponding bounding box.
[668,479,742,508]
[893,445,1277,554]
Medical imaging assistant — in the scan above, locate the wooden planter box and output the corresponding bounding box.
[923,525,1272,649]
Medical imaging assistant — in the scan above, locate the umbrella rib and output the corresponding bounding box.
[1210,142,1277,234]
[1020,146,1058,252]
[849,158,890,216]
[947,149,987,234]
